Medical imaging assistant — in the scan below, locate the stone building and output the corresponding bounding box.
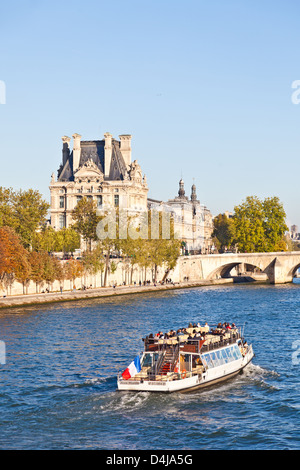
[148,179,214,254]
[50,132,148,229]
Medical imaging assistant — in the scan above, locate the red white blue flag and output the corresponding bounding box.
[122,356,141,380]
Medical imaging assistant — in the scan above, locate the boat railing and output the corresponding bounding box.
[147,350,165,380]
[200,330,241,353]
[170,343,180,371]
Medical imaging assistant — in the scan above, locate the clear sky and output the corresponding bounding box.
[1,0,300,228]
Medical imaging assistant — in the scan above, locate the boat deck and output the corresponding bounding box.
[144,325,241,354]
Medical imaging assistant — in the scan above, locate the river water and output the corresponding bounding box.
[0,282,300,450]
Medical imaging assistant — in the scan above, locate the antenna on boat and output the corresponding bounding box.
[242,321,247,339]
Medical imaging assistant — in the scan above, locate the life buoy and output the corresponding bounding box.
[181,369,187,379]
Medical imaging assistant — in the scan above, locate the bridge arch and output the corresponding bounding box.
[286,263,300,279]
[207,261,269,282]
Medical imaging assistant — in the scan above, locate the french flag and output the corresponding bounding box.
[122,356,141,380]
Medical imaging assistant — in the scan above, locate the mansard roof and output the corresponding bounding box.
[57,138,128,182]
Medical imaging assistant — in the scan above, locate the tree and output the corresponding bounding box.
[213,214,236,252]
[55,227,81,254]
[32,226,58,253]
[14,253,31,294]
[0,187,15,228]
[147,210,181,281]
[12,189,50,248]
[42,253,57,291]
[0,227,29,292]
[0,187,50,249]
[29,251,47,293]
[71,197,100,251]
[233,196,288,253]
[64,259,84,289]
[82,245,105,287]
[262,197,288,251]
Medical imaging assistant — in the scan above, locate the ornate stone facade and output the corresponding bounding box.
[148,179,214,254]
[50,133,148,229]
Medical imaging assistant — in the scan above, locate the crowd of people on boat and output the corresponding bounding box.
[144,321,238,345]
[211,322,237,334]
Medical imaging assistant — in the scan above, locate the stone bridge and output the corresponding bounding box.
[176,252,300,284]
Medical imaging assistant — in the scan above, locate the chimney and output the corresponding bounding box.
[62,136,71,166]
[119,135,132,167]
[104,132,113,178]
[72,133,82,172]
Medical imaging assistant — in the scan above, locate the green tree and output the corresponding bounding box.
[71,197,100,251]
[32,226,57,252]
[12,189,50,248]
[0,187,15,227]
[82,245,105,287]
[233,195,288,253]
[262,197,288,251]
[213,214,236,252]
[55,227,81,254]
[0,187,50,249]
[42,253,57,291]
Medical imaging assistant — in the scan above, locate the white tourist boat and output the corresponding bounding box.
[117,322,254,393]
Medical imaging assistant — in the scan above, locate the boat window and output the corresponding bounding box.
[216,350,224,366]
[202,353,214,369]
[201,344,243,369]
[233,344,242,360]
[221,349,230,363]
[141,353,153,367]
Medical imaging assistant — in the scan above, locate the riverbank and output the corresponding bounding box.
[0,278,235,309]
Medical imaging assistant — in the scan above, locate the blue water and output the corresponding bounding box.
[0,283,300,450]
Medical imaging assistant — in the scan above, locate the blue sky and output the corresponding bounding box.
[1,0,300,227]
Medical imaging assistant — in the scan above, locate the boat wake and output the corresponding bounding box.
[242,362,279,380]
[99,390,151,414]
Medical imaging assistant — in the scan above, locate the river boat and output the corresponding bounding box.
[117,323,254,393]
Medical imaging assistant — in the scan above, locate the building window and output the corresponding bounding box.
[59,196,65,209]
[97,195,102,207]
[59,214,66,229]
[114,195,119,207]
[76,196,82,204]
